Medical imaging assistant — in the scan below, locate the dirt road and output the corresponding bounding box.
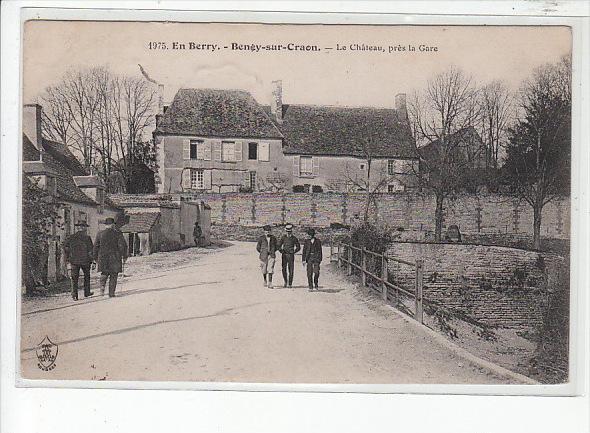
[21,241,512,383]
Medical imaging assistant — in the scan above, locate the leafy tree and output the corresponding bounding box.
[504,55,571,250]
[22,177,61,293]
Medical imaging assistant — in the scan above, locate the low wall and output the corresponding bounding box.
[384,242,567,331]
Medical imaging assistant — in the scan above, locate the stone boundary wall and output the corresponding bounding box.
[384,241,567,331]
[178,192,569,240]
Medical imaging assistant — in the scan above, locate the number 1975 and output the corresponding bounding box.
[148,42,168,50]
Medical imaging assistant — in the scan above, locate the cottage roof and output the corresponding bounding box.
[23,134,122,208]
[23,134,96,205]
[418,127,484,163]
[119,212,160,233]
[108,194,181,209]
[154,88,283,139]
[273,104,417,158]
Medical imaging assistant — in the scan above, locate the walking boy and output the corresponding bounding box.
[302,228,322,291]
[278,224,300,288]
[93,217,128,297]
[63,220,94,300]
[256,225,278,288]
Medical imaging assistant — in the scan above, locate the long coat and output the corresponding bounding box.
[302,238,323,263]
[63,231,94,265]
[256,234,279,261]
[93,227,128,274]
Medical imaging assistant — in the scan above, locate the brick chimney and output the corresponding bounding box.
[395,93,407,118]
[23,104,43,150]
[270,80,283,123]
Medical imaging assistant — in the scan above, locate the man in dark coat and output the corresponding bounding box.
[256,225,278,288]
[63,220,94,300]
[193,221,203,247]
[93,217,128,297]
[302,228,323,291]
[278,224,300,288]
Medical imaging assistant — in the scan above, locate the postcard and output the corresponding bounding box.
[18,19,574,391]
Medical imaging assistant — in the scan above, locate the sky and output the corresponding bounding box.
[23,21,571,109]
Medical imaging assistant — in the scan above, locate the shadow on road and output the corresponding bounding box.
[314,288,344,294]
[22,282,221,317]
[21,301,267,353]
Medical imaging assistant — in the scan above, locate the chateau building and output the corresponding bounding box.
[153,81,419,194]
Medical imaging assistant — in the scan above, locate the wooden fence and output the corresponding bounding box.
[332,241,424,324]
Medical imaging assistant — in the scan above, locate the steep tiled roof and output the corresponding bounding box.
[23,134,40,160]
[274,104,417,158]
[108,194,180,209]
[40,138,97,204]
[23,134,96,204]
[119,212,160,233]
[154,88,283,139]
[418,127,485,166]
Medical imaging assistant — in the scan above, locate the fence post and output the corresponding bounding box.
[361,247,366,286]
[330,235,334,261]
[347,242,352,276]
[415,259,424,324]
[381,254,388,301]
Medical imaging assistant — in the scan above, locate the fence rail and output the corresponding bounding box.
[333,241,424,324]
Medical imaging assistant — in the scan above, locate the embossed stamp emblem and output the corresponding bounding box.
[36,336,58,371]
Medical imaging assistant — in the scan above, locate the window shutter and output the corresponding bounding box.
[234,141,243,162]
[203,140,212,161]
[182,139,190,160]
[204,170,212,190]
[196,140,205,160]
[259,142,270,162]
[292,155,300,177]
[213,140,222,161]
[312,157,320,176]
[242,170,250,187]
[182,169,192,190]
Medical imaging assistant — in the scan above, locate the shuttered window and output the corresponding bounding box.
[222,141,236,162]
[248,142,258,160]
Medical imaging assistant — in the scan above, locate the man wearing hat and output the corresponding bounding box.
[278,224,301,288]
[93,217,128,297]
[62,220,94,300]
[302,228,323,291]
[256,225,278,288]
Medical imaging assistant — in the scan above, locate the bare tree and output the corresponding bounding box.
[504,55,571,250]
[408,66,482,241]
[40,67,157,191]
[341,136,394,222]
[479,80,514,169]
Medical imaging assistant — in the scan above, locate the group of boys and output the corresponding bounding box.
[256,224,323,291]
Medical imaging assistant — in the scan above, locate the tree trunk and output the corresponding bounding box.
[363,192,370,222]
[533,202,543,250]
[434,193,444,241]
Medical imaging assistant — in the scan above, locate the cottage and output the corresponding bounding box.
[119,212,161,256]
[109,194,211,252]
[22,104,122,283]
[153,81,420,194]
